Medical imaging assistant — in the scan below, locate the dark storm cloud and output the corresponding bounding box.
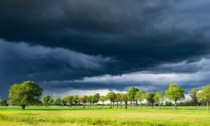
[0,40,111,79]
[1,0,210,73]
[1,0,210,98]
[0,40,112,98]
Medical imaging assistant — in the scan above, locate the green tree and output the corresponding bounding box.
[8,81,43,110]
[87,95,92,107]
[53,97,62,106]
[127,87,139,107]
[7,100,13,106]
[62,97,67,106]
[135,90,145,108]
[119,93,124,108]
[116,93,123,108]
[144,92,155,108]
[41,95,53,106]
[116,93,122,108]
[35,100,43,106]
[48,98,53,105]
[92,93,100,106]
[73,95,79,105]
[122,93,128,109]
[189,88,199,110]
[198,85,210,111]
[106,92,116,108]
[81,96,88,108]
[62,96,73,107]
[0,99,7,106]
[165,83,185,109]
[99,96,106,107]
[165,101,173,106]
[153,92,164,108]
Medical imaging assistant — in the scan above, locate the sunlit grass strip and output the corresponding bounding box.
[0,106,210,126]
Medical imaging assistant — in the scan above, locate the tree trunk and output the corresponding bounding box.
[22,105,26,110]
[174,100,177,110]
[125,102,127,109]
[140,101,142,109]
[207,101,209,111]
[195,102,197,110]
[136,100,137,108]
[110,102,112,109]
[133,101,135,108]
[131,100,134,108]
[130,100,132,108]
[117,102,118,108]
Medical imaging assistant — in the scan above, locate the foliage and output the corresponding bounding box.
[99,96,106,104]
[116,93,123,108]
[81,96,88,104]
[153,92,164,104]
[166,83,185,109]
[198,85,210,110]
[198,85,210,101]
[106,92,116,108]
[116,93,122,103]
[92,93,100,104]
[122,93,128,108]
[165,101,173,106]
[5,80,210,112]
[0,98,7,106]
[122,93,128,102]
[135,90,145,104]
[87,95,92,105]
[62,96,73,106]
[8,81,43,110]
[41,95,53,106]
[73,95,79,105]
[61,98,67,105]
[143,92,155,107]
[48,98,53,105]
[127,87,139,102]
[177,100,196,106]
[189,88,199,109]
[106,92,116,103]
[53,97,62,106]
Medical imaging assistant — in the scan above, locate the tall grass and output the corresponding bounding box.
[0,106,210,126]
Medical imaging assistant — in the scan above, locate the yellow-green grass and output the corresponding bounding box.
[0,106,210,126]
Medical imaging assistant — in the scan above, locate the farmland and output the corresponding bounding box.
[0,106,210,126]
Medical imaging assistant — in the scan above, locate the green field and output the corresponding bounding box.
[0,106,210,126]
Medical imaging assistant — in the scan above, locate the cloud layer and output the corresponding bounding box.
[0,39,112,98]
[1,0,210,98]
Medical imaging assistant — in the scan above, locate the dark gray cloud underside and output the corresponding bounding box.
[1,0,210,98]
[1,0,210,60]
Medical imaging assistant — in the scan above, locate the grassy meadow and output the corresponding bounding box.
[0,106,210,126]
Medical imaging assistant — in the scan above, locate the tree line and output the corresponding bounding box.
[0,81,210,110]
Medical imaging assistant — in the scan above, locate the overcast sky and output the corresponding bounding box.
[1,0,210,99]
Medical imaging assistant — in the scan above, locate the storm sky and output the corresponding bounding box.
[1,0,210,99]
